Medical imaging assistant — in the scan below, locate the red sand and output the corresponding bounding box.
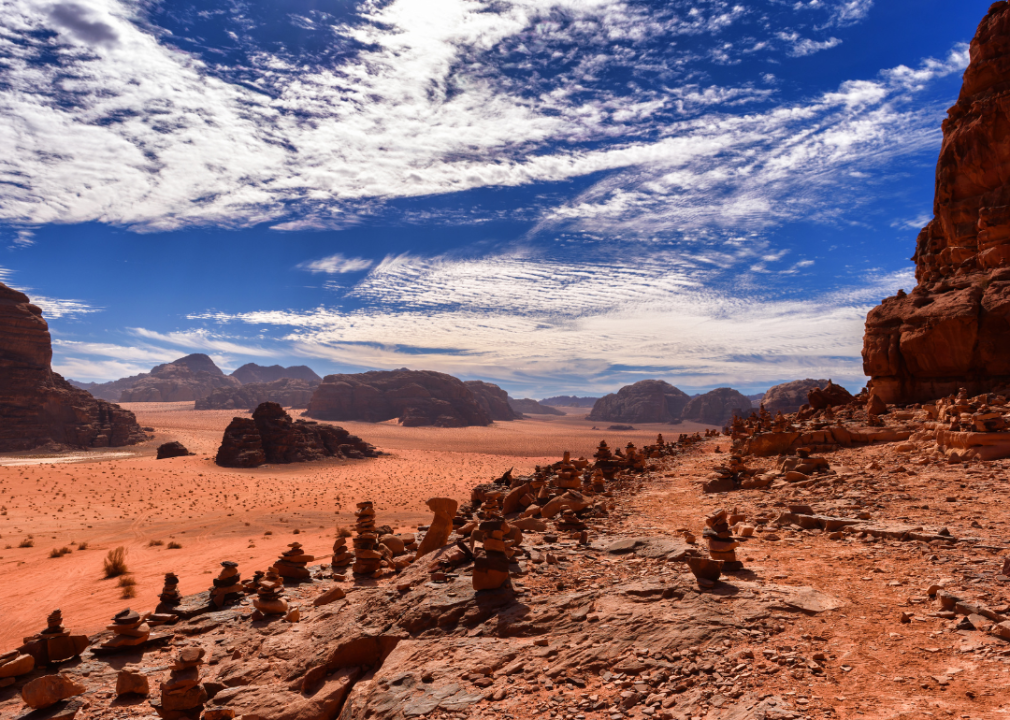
[0,403,710,648]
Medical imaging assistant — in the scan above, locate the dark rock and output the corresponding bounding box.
[681,388,752,426]
[508,397,564,415]
[464,381,520,420]
[195,378,319,411]
[540,395,598,407]
[230,363,322,385]
[0,282,146,451]
[305,370,493,427]
[216,402,379,468]
[807,381,854,409]
[157,442,193,459]
[587,380,690,423]
[118,354,241,403]
[760,379,830,414]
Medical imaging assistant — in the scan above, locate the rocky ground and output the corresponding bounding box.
[4,427,1010,719]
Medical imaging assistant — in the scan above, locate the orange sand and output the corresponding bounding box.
[0,403,711,649]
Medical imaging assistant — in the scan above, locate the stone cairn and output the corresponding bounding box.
[472,500,511,591]
[332,533,353,571]
[704,509,742,571]
[273,542,313,580]
[252,569,288,618]
[158,646,207,718]
[210,561,243,608]
[352,501,383,576]
[159,573,181,606]
[0,650,33,689]
[101,609,150,650]
[15,609,88,667]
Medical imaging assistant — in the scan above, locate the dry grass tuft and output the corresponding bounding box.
[118,575,137,598]
[336,525,352,538]
[167,541,182,549]
[148,539,164,547]
[49,546,72,558]
[18,537,34,548]
[103,546,129,578]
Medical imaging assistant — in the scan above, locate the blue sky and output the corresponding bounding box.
[0,0,992,397]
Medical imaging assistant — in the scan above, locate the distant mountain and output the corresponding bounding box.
[231,363,322,385]
[81,353,241,403]
[541,395,598,408]
[746,393,764,407]
[508,397,565,416]
[196,378,319,410]
[465,381,520,421]
[588,380,690,423]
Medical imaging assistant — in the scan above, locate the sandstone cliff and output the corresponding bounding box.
[0,282,146,451]
[464,381,520,421]
[195,378,319,411]
[681,388,752,426]
[230,363,322,385]
[508,397,565,416]
[305,370,493,427]
[760,379,831,414]
[864,2,1010,403]
[587,380,690,423]
[118,354,241,403]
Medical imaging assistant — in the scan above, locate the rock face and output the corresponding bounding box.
[464,381,520,421]
[156,441,193,459]
[508,397,564,416]
[216,402,379,468]
[195,378,319,411]
[587,380,690,423]
[863,3,1010,404]
[119,354,241,403]
[760,379,831,414]
[681,388,752,426]
[305,370,493,427]
[230,363,322,385]
[0,282,146,451]
[541,395,599,407]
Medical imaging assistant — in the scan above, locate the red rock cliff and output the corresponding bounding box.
[864,2,1010,403]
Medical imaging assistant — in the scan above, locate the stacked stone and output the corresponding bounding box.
[159,573,181,605]
[556,508,586,532]
[352,502,383,576]
[553,451,581,489]
[0,651,33,689]
[101,609,150,650]
[243,570,264,594]
[472,512,511,591]
[704,509,742,571]
[209,561,243,608]
[332,535,353,571]
[273,542,314,580]
[20,608,89,664]
[252,570,288,617]
[159,647,207,718]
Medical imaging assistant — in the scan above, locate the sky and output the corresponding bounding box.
[0,0,994,398]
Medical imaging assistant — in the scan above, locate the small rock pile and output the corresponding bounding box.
[702,455,760,493]
[210,561,243,608]
[252,569,288,617]
[352,501,383,576]
[332,533,353,571]
[19,608,89,665]
[704,509,742,571]
[273,542,313,580]
[0,650,34,689]
[157,647,207,719]
[159,572,182,605]
[102,608,150,650]
[473,509,512,591]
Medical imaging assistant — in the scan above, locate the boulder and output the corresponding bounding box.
[863,3,1010,403]
[464,381,520,421]
[681,388,752,425]
[807,381,854,409]
[305,370,492,427]
[587,380,690,423]
[195,378,319,411]
[116,669,150,696]
[157,442,193,460]
[760,379,830,414]
[21,674,85,709]
[230,363,321,385]
[0,282,146,451]
[215,402,378,468]
[507,397,564,415]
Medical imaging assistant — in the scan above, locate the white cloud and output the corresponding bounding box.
[297,253,374,274]
[28,295,100,318]
[777,32,841,57]
[128,328,281,358]
[13,229,34,247]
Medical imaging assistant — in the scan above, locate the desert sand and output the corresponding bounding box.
[0,403,709,648]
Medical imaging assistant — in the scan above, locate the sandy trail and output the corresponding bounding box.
[0,403,709,649]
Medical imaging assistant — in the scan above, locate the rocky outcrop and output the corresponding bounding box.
[507,397,564,415]
[119,354,241,403]
[216,402,379,468]
[807,381,854,410]
[760,379,830,414]
[587,380,690,423]
[0,282,146,451]
[681,388,752,426]
[230,363,322,385]
[541,395,599,407]
[305,370,493,427]
[194,378,319,411]
[464,381,519,421]
[863,2,1010,404]
[156,441,193,459]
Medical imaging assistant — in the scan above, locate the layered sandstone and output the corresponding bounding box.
[681,388,752,426]
[230,363,321,385]
[864,2,1010,403]
[195,378,319,411]
[587,380,690,423]
[0,282,146,451]
[305,370,493,427]
[760,379,830,414]
[464,381,520,421]
[119,355,241,403]
[216,402,379,468]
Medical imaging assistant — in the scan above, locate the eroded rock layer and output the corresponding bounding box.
[864,3,1010,403]
[681,388,752,426]
[464,381,520,421]
[195,378,319,411]
[587,380,690,423]
[0,282,146,451]
[119,354,241,403]
[305,370,493,427]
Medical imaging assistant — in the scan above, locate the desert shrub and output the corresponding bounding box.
[18,537,34,548]
[118,575,137,598]
[167,541,182,549]
[148,539,164,547]
[336,525,352,538]
[264,530,273,536]
[293,528,301,535]
[103,546,128,578]
[77,540,89,550]
[49,546,71,558]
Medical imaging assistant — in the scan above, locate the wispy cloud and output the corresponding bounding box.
[297,254,374,274]
[128,328,281,358]
[777,32,842,57]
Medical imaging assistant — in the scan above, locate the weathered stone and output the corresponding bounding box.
[21,675,85,709]
[587,380,690,423]
[415,498,458,559]
[116,669,149,696]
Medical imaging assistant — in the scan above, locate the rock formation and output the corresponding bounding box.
[587,380,690,423]
[760,379,830,414]
[305,370,493,427]
[194,378,319,410]
[118,354,241,403]
[507,397,565,415]
[0,282,146,451]
[156,441,193,459]
[863,3,1010,404]
[230,363,322,385]
[541,395,599,407]
[464,381,520,420]
[681,388,752,425]
[215,402,379,468]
